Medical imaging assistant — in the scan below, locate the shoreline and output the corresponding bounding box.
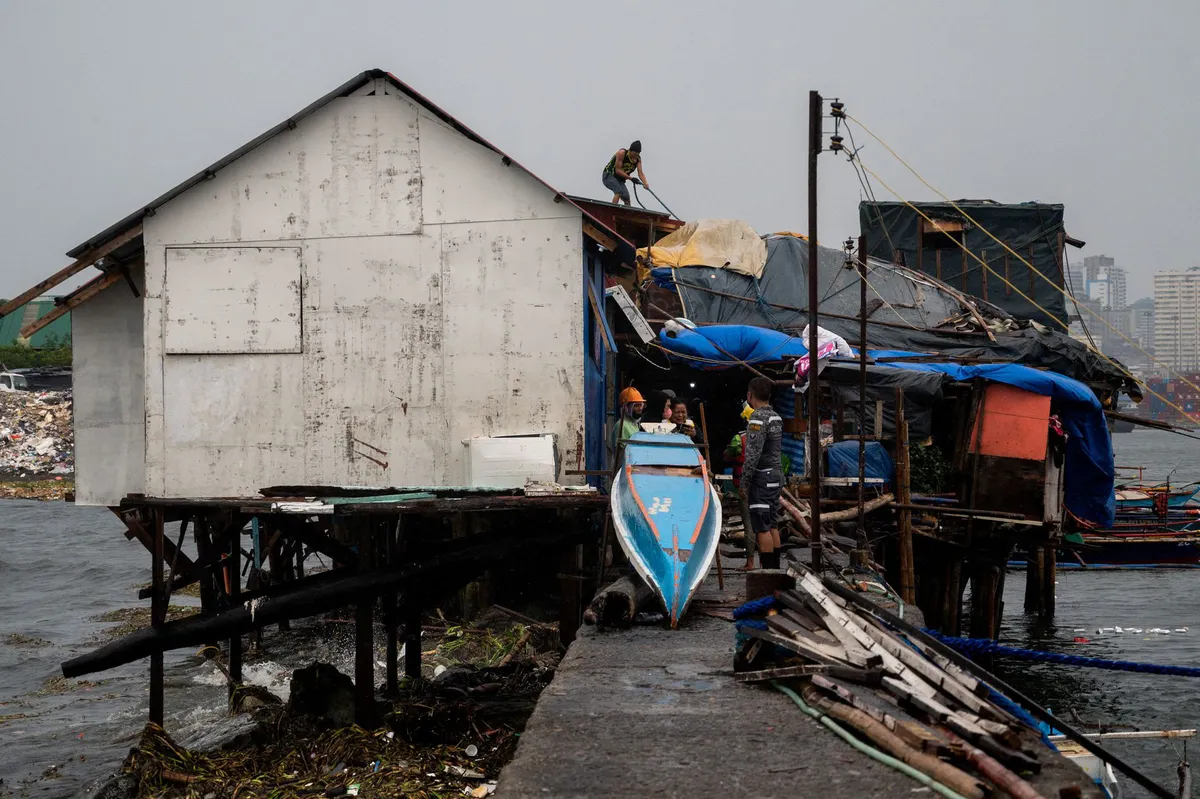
[0,475,73,500]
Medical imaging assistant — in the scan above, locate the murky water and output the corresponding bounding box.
[0,502,362,797]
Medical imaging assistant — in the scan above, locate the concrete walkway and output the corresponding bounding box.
[496,571,917,798]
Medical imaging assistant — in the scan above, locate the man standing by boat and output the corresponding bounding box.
[741,377,784,570]
[602,141,649,206]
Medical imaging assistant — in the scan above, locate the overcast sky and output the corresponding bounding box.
[3,0,1198,300]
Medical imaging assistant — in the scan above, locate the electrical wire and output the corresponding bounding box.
[772,682,971,799]
[844,112,1200,400]
[847,152,1200,425]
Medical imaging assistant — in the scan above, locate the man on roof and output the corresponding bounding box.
[602,141,649,206]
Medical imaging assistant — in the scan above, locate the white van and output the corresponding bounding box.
[0,372,30,391]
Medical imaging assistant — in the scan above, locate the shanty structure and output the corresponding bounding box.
[3,69,673,506]
[16,70,692,728]
[859,200,1071,329]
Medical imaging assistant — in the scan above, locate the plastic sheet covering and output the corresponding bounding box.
[663,232,1137,396]
[656,324,1114,526]
[637,219,767,279]
[825,440,894,484]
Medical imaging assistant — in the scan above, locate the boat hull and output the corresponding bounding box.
[610,433,722,627]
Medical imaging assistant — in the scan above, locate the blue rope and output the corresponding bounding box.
[984,688,1057,750]
[923,629,1200,678]
[733,595,780,620]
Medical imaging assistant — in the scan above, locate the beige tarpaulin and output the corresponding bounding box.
[636,219,767,280]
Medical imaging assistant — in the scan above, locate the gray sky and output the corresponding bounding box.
[3,0,1198,300]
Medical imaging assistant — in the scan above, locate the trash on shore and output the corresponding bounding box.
[0,389,74,477]
[107,615,558,797]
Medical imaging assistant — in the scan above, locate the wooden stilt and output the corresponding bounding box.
[946,557,962,636]
[384,519,400,697]
[354,518,376,726]
[559,514,584,646]
[227,521,242,689]
[1025,546,1044,614]
[404,597,422,679]
[149,508,165,725]
[1041,543,1056,617]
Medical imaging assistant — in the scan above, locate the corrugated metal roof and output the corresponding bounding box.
[0,298,71,347]
[67,69,628,258]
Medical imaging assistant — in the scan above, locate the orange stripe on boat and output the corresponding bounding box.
[690,458,711,544]
[624,463,661,540]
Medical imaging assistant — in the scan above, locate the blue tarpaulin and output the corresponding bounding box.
[826,440,895,484]
[657,325,1114,527]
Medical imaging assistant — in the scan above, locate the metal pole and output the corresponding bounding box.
[857,235,868,552]
[807,89,823,571]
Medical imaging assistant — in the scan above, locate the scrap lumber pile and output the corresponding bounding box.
[734,566,1102,799]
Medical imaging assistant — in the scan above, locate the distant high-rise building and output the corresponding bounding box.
[1066,263,1086,298]
[1154,268,1200,373]
[1129,297,1155,351]
[1083,255,1127,310]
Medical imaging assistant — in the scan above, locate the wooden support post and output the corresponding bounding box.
[354,518,376,726]
[895,389,916,605]
[1041,543,1056,617]
[149,508,165,726]
[559,512,584,646]
[227,522,242,689]
[1025,547,1045,614]
[946,558,962,636]
[404,597,422,679]
[384,518,400,697]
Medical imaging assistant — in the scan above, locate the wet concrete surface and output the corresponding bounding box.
[496,572,919,798]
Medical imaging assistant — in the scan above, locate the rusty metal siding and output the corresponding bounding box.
[121,90,583,502]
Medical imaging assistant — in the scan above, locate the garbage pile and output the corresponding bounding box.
[0,390,74,476]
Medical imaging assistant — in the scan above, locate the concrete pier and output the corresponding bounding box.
[496,572,916,798]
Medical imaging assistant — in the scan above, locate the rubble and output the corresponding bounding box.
[0,389,73,477]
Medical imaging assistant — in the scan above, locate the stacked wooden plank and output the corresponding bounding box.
[735,566,1100,799]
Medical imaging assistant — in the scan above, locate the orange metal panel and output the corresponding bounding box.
[969,384,1050,461]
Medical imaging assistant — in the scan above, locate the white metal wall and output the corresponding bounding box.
[73,262,146,505]
[101,90,583,503]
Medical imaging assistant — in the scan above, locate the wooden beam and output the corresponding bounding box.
[0,224,142,320]
[21,270,124,338]
[582,221,618,252]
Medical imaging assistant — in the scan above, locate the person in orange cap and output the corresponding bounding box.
[617,387,646,443]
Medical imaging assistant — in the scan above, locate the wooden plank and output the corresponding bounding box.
[582,221,618,252]
[21,270,124,339]
[733,664,832,682]
[0,224,142,320]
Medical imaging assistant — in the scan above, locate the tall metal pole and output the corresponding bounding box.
[807,90,823,571]
[856,235,869,551]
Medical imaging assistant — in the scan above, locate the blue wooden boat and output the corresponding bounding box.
[611,432,722,627]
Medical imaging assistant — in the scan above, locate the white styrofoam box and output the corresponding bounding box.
[463,434,557,489]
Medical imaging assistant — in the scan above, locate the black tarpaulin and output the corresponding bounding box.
[859,200,1068,329]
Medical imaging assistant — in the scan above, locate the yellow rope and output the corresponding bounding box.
[846,112,1200,400]
[851,157,1200,426]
